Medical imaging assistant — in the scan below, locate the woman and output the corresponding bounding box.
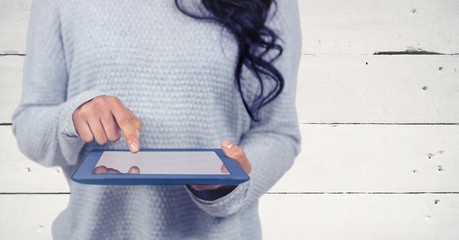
[13,0,302,239]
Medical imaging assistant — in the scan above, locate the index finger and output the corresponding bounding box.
[111,108,140,153]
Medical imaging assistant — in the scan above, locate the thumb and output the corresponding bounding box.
[221,140,252,174]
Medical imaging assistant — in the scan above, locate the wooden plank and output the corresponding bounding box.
[260,194,459,240]
[297,55,459,123]
[2,124,459,193]
[1,194,458,239]
[0,127,69,193]
[2,55,458,124]
[2,0,459,55]
[271,124,459,193]
[0,56,23,123]
[0,194,68,240]
[0,0,31,54]
[299,0,459,54]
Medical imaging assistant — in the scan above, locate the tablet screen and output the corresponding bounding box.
[93,151,228,175]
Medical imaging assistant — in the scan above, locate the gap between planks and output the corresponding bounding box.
[0,53,25,57]
[3,52,459,58]
[2,52,459,57]
[2,192,459,195]
[301,123,459,125]
[267,192,459,195]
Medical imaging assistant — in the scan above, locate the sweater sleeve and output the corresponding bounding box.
[186,0,302,217]
[12,0,106,167]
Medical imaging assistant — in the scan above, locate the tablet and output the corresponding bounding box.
[71,149,250,185]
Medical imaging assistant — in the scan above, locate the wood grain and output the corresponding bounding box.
[272,124,459,193]
[260,194,459,240]
[298,0,459,54]
[0,194,68,240]
[297,55,459,124]
[0,126,69,193]
[0,0,30,54]
[0,56,23,123]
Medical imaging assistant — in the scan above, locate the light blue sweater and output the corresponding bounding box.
[13,0,302,239]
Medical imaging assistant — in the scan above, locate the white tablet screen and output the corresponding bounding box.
[94,151,227,175]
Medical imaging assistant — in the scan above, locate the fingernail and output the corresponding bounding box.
[222,140,233,149]
[130,142,139,152]
[136,130,140,138]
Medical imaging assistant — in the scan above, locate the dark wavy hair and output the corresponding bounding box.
[174,0,284,121]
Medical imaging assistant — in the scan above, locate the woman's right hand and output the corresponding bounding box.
[72,96,142,153]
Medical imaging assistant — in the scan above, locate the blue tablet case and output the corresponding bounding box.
[71,149,250,185]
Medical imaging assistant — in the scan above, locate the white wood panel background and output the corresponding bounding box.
[1,0,459,239]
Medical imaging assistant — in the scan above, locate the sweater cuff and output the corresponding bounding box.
[185,180,250,217]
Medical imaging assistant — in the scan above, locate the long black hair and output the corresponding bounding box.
[174,0,284,121]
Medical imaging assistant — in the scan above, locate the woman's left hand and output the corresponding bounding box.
[190,140,251,191]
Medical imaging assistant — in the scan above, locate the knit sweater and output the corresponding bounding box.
[12,0,302,239]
